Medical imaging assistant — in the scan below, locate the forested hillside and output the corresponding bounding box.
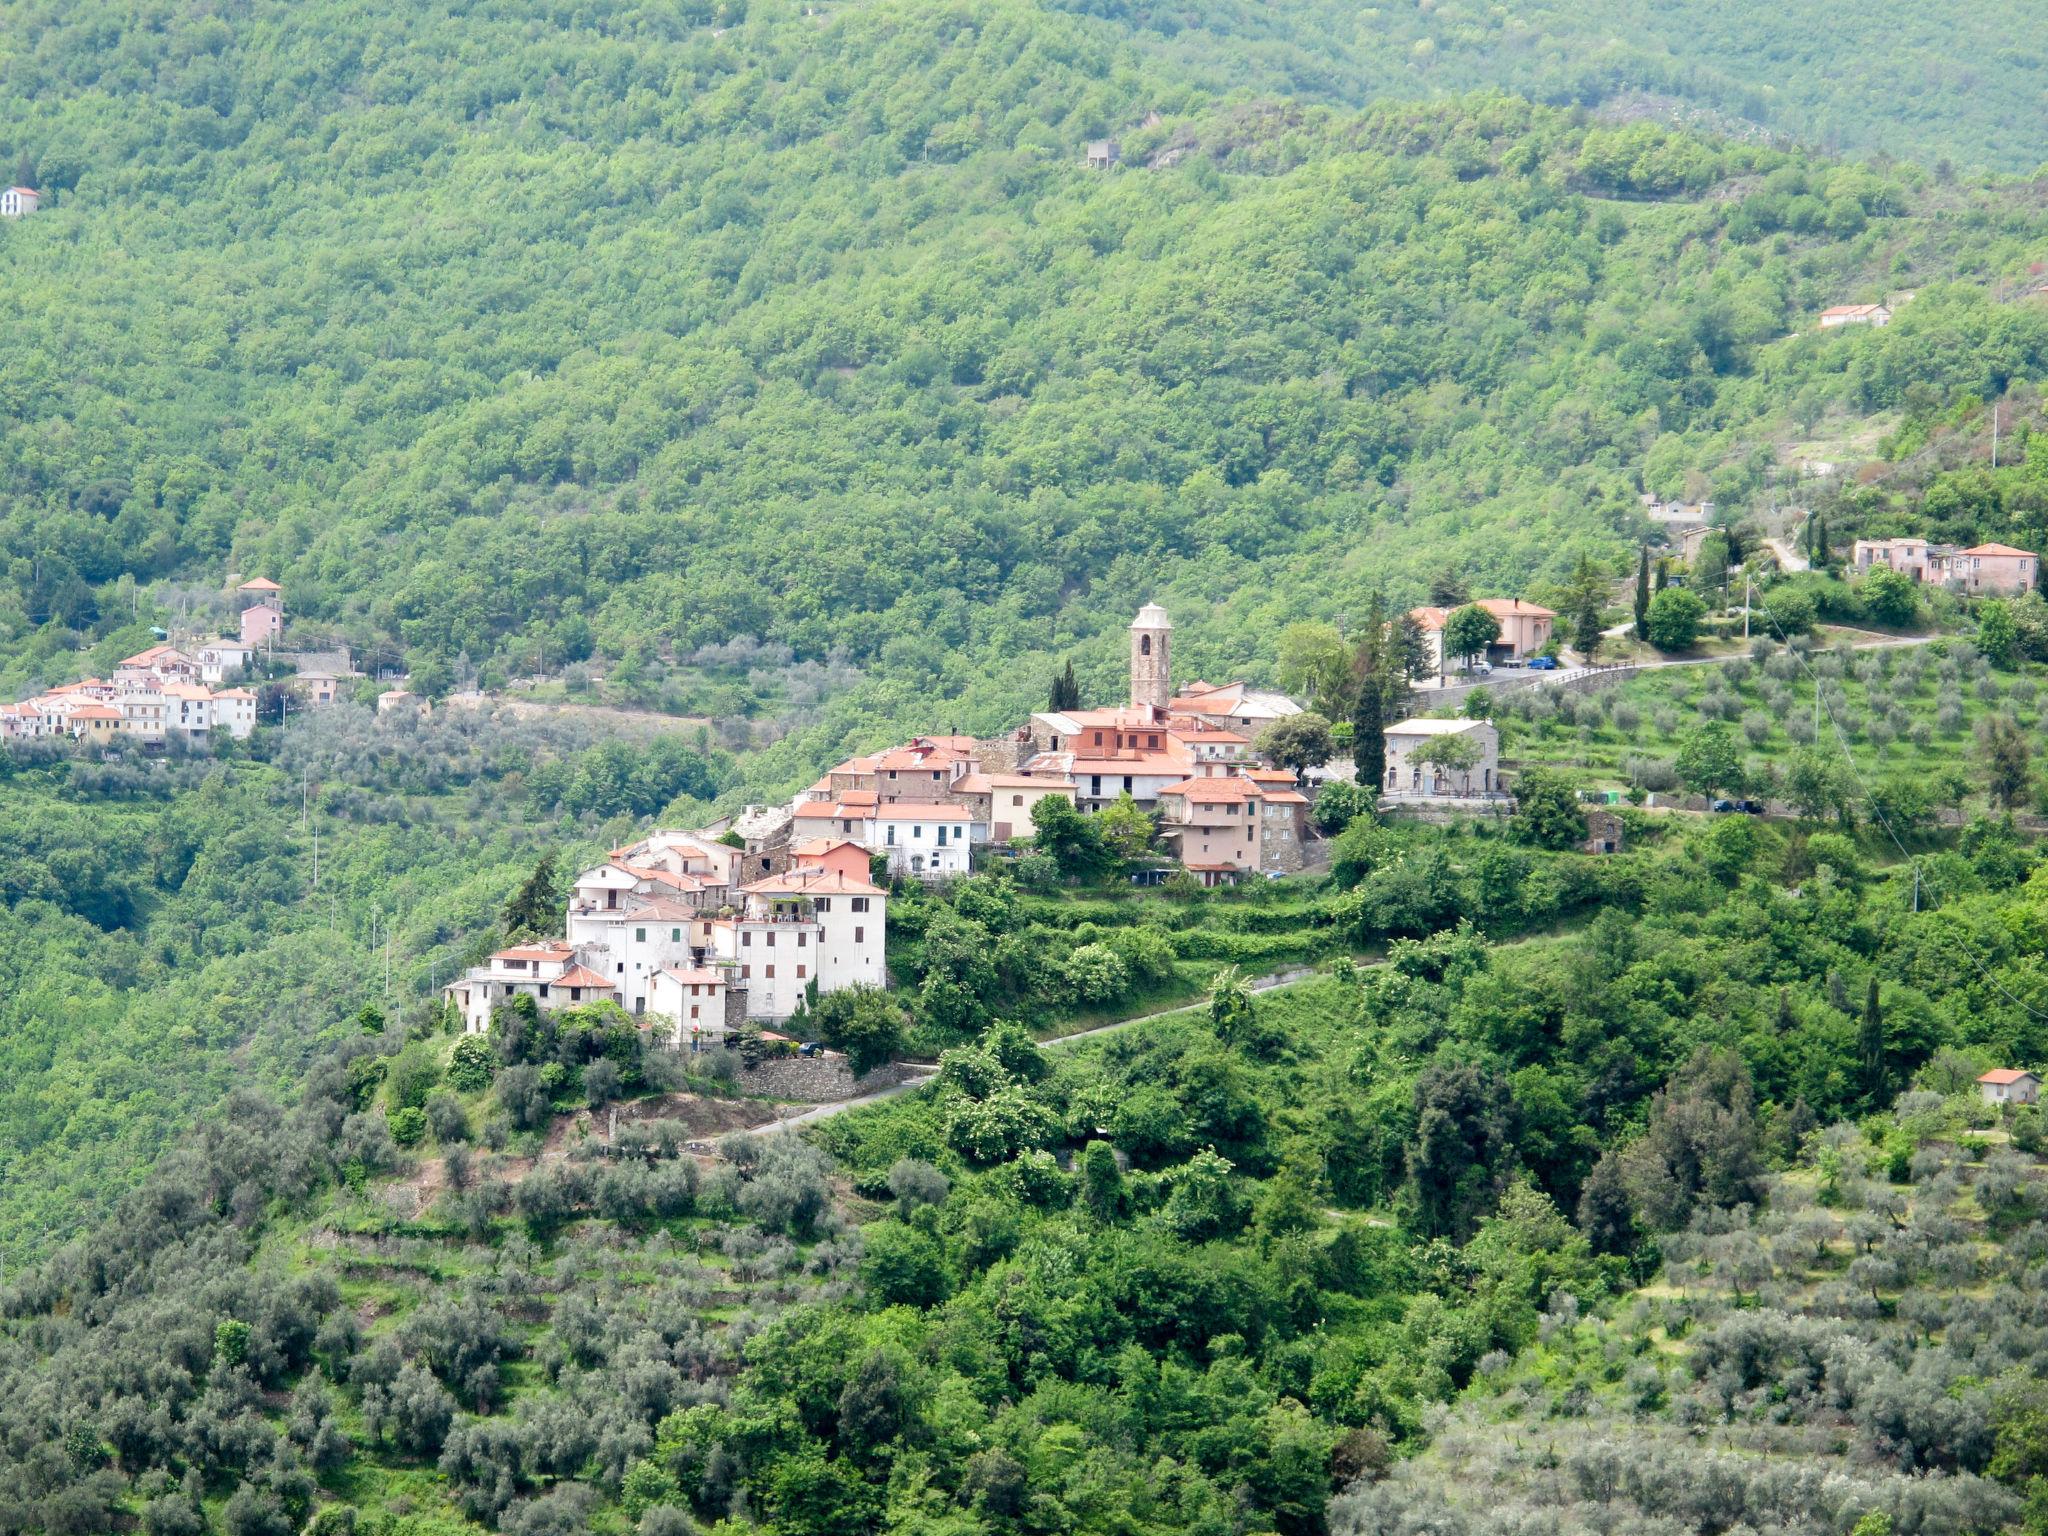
[1101,0,2048,174]
[3,0,2048,794]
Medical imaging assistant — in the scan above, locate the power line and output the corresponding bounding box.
[1749,591,2048,1021]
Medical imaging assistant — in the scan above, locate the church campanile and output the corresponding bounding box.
[1130,603,1171,711]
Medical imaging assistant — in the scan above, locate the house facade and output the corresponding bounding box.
[0,187,38,218]
[1953,543,2038,595]
[1410,599,1557,672]
[1818,303,1891,328]
[1978,1069,2041,1106]
[1383,718,1501,798]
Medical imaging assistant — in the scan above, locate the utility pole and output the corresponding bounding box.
[1743,572,1752,641]
[1912,863,1921,913]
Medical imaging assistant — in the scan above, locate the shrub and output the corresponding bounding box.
[387,1107,428,1147]
[448,1035,496,1092]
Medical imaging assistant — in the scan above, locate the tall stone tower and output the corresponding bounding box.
[1130,603,1171,711]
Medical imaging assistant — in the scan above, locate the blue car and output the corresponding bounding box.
[1527,655,1559,670]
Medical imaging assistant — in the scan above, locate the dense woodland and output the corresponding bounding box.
[10,790,2048,1533]
[8,1,2048,1532]
[2,0,2048,795]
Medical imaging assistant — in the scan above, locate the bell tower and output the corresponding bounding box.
[1130,603,1171,711]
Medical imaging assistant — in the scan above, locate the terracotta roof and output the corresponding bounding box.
[1978,1069,2038,1084]
[494,942,574,962]
[658,966,726,987]
[1070,753,1190,775]
[1262,790,1309,805]
[1183,861,1245,872]
[1821,303,1886,317]
[793,801,870,822]
[553,965,617,990]
[119,644,190,667]
[1158,777,1261,801]
[741,868,886,897]
[237,577,282,591]
[950,773,992,794]
[793,837,868,857]
[1246,769,1296,783]
[1961,543,2037,558]
[69,705,121,721]
[1476,597,1556,620]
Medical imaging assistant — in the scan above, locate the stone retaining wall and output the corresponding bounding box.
[739,1056,909,1103]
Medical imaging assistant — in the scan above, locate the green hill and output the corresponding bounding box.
[3,0,2047,787]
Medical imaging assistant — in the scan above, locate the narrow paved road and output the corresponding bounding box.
[745,963,1337,1134]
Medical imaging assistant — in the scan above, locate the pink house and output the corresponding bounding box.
[240,604,283,645]
[1952,543,2037,595]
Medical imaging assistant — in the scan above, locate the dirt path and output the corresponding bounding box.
[447,692,711,735]
[745,962,1340,1136]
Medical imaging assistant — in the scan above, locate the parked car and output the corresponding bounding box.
[1527,655,1560,671]
[1736,799,1767,815]
[1710,798,1739,813]
[1465,661,1492,676]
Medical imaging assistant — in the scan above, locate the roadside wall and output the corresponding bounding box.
[739,1056,909,1102]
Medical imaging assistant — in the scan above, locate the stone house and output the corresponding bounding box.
[1382,718,1501,798]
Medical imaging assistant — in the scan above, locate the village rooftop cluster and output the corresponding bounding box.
[439,603,1521,1046]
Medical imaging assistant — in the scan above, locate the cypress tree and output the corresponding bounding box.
[503,852,560,939]
[1351,591,1391,789]
[1048,660,1081,712]
[1634,545,1650,640]
[1859,977,1887,1108]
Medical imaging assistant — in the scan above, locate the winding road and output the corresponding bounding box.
[745,964,1333,1134]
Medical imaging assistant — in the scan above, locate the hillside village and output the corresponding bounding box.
[0,577,355,743]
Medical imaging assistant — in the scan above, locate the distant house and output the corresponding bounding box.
[1410,598,1557,673]
[1085,139,1120,169]
[1382,718,1500,798]
[0,187,39,218]
[195,638,260,683]
[1952,543,2038,596]
[1853,537,1939,582]
[1818,303,1891,329]
[1978,1068,2041,1106]
[377,688,429,719]
[1583,808,1625,855]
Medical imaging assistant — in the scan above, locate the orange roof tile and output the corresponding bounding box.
[553,965,617,990]
[1979,1068,2037,1084]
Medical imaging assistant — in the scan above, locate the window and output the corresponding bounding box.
[851,897,870,913]
[1140,634,1151,656]
[937,826,948,846]
[854,926,865,943]
[885,825,896,845]
[1123,776,1133,792]
[742,931,752,947]
[539,984,550,998]
[766,931,776,947]
[815,898,830,912]
[1012,794,1023,806]
[913,825,923,839]
[742,966,750,979]
[765,965,775,979]
[635,927,646,942]
[797,965,807,980]
[671,927,681,942]
[797,932,807,947]
[689,1005,700,1020]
